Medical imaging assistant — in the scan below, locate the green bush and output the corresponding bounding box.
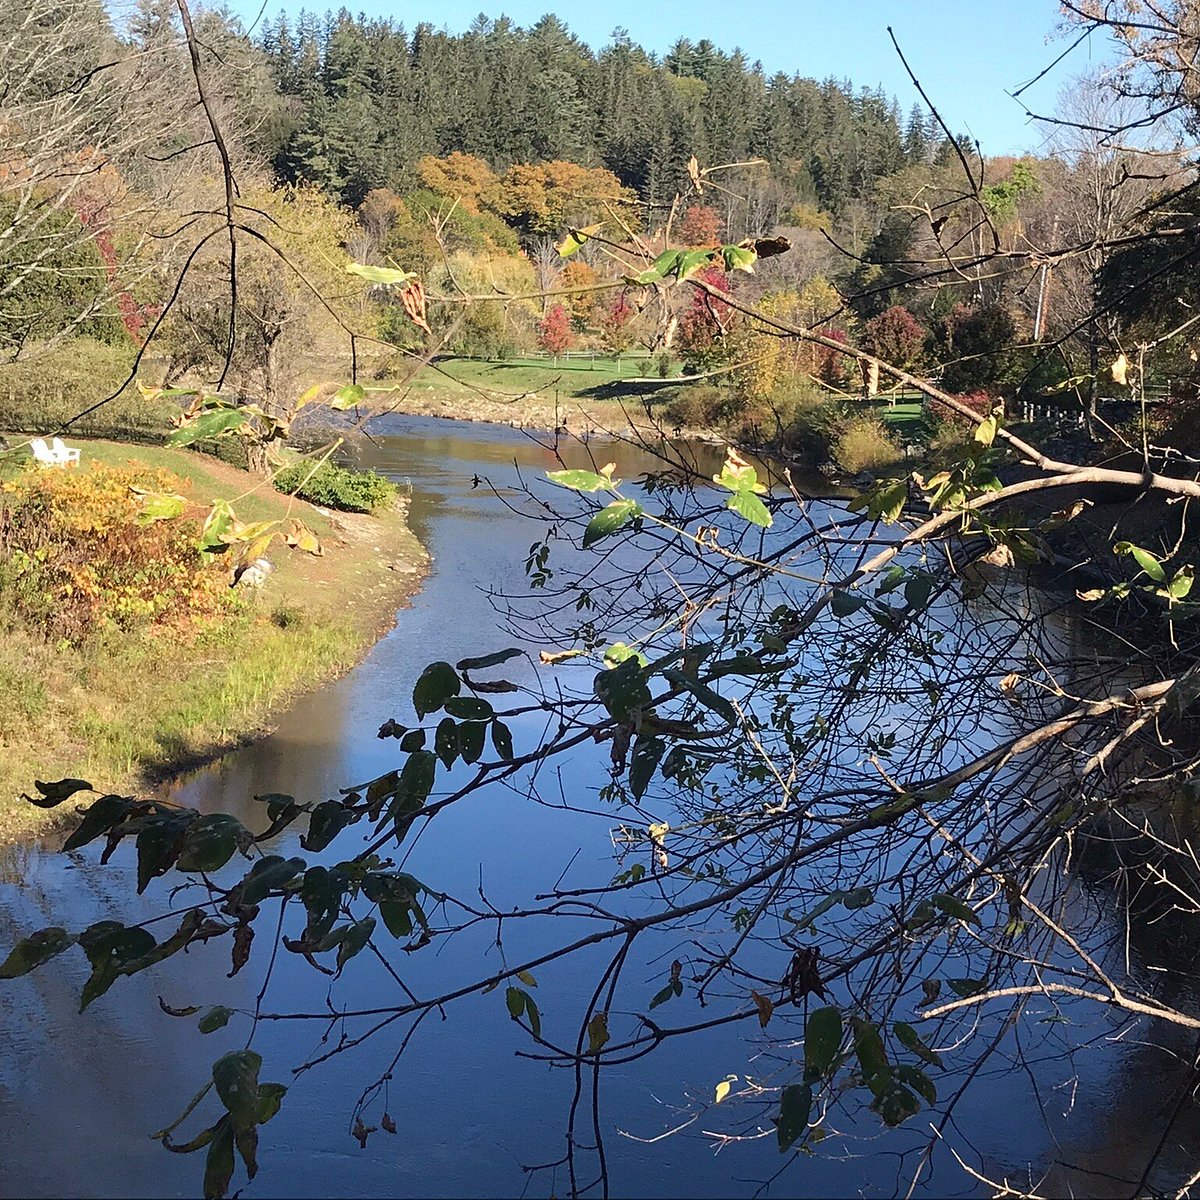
[0,338,174,441]
[663,383,733,429]
[831,414,903,475]
[274,461,397,513]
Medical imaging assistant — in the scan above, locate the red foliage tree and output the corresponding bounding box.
[599,290,636,354]
[863,305,926,370]
[677,266,734,357]
[676,204,721,247]
[537,303,574,357]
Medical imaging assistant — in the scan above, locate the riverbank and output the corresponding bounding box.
[0,439,428,844]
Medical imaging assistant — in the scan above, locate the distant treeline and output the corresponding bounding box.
[260,10,951,210]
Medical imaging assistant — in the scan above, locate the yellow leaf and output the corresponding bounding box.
[714,1078,733,1104]
[1111,353,1129,386]
[241,532,276,565]
[295,383,324,411]
[286,519,323,556]
[750,990,774,1029]
[539,648,585,665]
[587,1012,610,1055]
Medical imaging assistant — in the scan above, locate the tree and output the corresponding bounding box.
[415,151,497,214]
[162,184,355,473]
[485,161,639,237]
[537,302,574,358]
[598,289,637,355]
[675,203,721,246]
[863,305,926,370]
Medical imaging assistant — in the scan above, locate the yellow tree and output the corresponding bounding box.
[415,152,498,215]
[484,161,638,237]
[163,184,356,473]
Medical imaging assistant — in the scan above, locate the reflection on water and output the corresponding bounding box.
[0,417,1196,1198]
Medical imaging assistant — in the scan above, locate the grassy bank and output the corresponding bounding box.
[0,439,427,843]
[382,354,681,434]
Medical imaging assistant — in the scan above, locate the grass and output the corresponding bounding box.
[0,438,427,843]
[377,354,679,432]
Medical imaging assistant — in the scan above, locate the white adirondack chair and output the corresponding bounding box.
[28,438,59,467]
[51,437,81,467]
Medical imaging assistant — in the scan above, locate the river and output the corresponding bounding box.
[1,417,1197,1198]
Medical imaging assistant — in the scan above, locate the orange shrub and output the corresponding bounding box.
[0,463,232,644]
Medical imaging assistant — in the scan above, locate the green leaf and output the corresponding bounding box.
[78,921,157,1010]
[434,718,459,768]
[330,383,365,411]
[301,866,346,941]
[893,1021,943,1067]
[399,750,437,805]
[727,489,773,527]
[213,1049,262,1128]
[545,468,617,493]
[456,648,522,671]
[675,248,715,281]
[27,777,93,808]
[663,668,738,726]
[412,661,460,717]
[594,657,651,721]
[335,917,376,970]
[506,985,525,1019]
[947,977,987,997]
[175,813,241,874]
[199,1006,234,1034]
[0,927,76,978]
[628,735,666,799]
[135,491,187,523]
[62,793,131,851]
[346,262,418,286]
[237,856,305,906]
[929,893,981,926]
[873,1080,922,1126]
[973,414,998,446]
[775,1083,812,1152]
[720,244,757,273]
[804,1006,843,1079]
[524,993,542,1038]
[167,408,247,447]
[136,812,196,893]
[1115,541,1166,582]
[491,721,514,761]
[631,249,682,285]
[830,591,866,617]
[301,801,353,853]
[203,1117,236,1200]
[583,498,642,548]
[444,696,494,720]
[556,223,603,257]
[1169,565,1195,599]
[378,900,413,938]
[457,720,485,764]
[895,1063,937,1105]
[649,983,677,1009]
[851,1016,890,1081]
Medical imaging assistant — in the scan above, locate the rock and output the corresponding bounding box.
[232,557,274,588]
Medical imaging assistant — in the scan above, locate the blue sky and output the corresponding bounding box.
[227,0,1116,155]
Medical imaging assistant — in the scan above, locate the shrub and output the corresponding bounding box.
[0,463,230,644]
[663,383,732,429]
[0,338,173,442]
[273,461,397,513]
[831,414,903,475]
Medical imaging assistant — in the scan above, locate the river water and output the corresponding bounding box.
[1,417,1198,1198]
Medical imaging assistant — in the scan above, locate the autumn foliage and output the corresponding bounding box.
[0,465,230,644]
[537,304,574,356]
